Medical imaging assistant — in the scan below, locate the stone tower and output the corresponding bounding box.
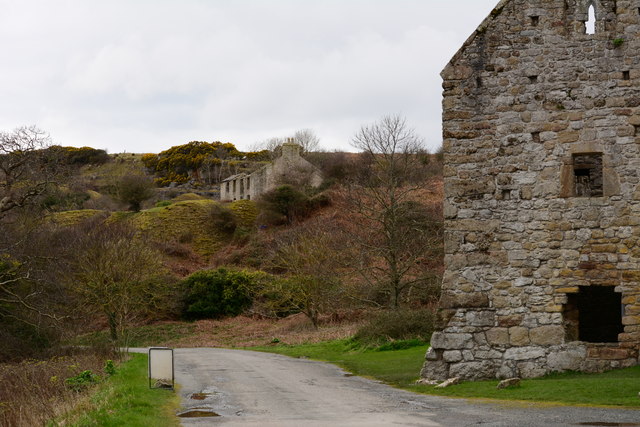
[421,0,640,381]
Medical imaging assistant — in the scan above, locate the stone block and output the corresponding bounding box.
[449,361,496,381]
[420,360,449,382]
[430,332,473,350]
[509,327,530,346]
[443,350,463,363]
[547,347,586,371]
[504,346,546,361]
[529,325,565,346]
[486,328,509,345]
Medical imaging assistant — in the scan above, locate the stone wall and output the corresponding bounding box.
[421,0,640,381]
[220,143,322,201]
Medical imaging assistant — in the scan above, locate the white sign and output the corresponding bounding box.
[148,347,174,389]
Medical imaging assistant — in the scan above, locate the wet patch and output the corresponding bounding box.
[190,392,212,400]
[177,408,220,418]
[343,373,354,377]
[577,423,640,426]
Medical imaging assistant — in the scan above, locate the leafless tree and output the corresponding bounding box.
[348,115,443,308]
[293,128,321,153]
[0,126,58,219]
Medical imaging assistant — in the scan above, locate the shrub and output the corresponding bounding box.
[257,185,329,225]
[354,308,436,346]
[113,174,155,211]
[209,203,237,235]
[181,268,266,320]
[65,370,100,392]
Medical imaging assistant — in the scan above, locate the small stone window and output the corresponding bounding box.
[530,16,539,26]
[623,71,630,81]
[528,75,538,84]
[573,153,603,197]
[476,76,483,88]
[246,177,251,190]
[634,125,640,136]
[226,182,230,192]
[564,286,623,343]
[531,132,541,143]
[585,4,596,35]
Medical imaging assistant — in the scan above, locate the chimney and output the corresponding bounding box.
[281,140,301,159]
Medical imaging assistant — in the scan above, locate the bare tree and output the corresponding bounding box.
[293,129,320,153]
[0,126,57,218]
[348,115,442,308]
[68,222,171,345]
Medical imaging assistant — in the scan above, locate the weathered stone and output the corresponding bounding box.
[421,0,640,383]
[485,328,509,346]
[430,332,473,350]
[509,327,530,346]
[496,378,521,389]
[435,377,461,388]
[547,347,587,372]
[425,347,438,361]
[504,346,545,361]
[443,350,463,363]
[529,326,565,346]
[420,360,449,382]
[449,361,495,381]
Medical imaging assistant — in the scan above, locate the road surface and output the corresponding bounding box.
[136,348,640,426]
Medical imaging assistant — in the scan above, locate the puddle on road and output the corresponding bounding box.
[190,392,212,400]
[177,408,220,418]
[578,424,640,427]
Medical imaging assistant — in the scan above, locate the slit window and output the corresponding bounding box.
[564,286,623,343]
[476,76,483,88]
[623,71,630,81]
[573,153,603,197]
[528,75,538,84]
[634,125,640,136]
[585,4,596,35]
[530,16,539,26]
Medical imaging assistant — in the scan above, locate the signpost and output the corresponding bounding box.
[148,347,174,390]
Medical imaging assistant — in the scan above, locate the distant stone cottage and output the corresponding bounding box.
[220,142,322,201]
[421,0,640,382]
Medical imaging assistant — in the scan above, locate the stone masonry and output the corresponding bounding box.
[421,0,640,381]
[220,142,322,201]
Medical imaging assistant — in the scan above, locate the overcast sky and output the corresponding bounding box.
[0,0,497,154]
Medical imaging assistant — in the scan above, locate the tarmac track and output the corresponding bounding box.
[133,347,640,426]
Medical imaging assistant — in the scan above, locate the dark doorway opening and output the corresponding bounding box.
[564,286,623,343]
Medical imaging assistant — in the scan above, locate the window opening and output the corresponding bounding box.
[634,125,640,136]
[623,71,630,81]
[501,189,511,200]
[531,132,541,143]
[586,4,596,35]
[573,153,603,197]
[528,75,538,84]
[476,76,483,88]
[226,182,230,192]
[246,177,250,190]
[530,16,540,26]
[564,286,623,343]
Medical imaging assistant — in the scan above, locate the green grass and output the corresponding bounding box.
[252,339,428,387]
[252,339,640,408]
[55,354,179,426]
[74,323,197,348]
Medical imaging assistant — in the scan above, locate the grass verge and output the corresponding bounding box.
[55,353,180,426]
[252,339,640,408]
[74,322,197,348]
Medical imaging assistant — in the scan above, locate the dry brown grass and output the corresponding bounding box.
[169,312,366,348]
[0,350,111,427]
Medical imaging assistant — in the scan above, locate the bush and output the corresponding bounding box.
[257,185,329,225]
[354,309,435,346]
[113,174,156,211]
[181,268,265,320]
[65,370,100,392]
[209,203,237,235]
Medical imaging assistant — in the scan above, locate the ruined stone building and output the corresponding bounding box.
[220,142,322,201]
[421,0,640,381]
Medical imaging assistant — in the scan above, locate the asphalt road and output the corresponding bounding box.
[136,347,640,426]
